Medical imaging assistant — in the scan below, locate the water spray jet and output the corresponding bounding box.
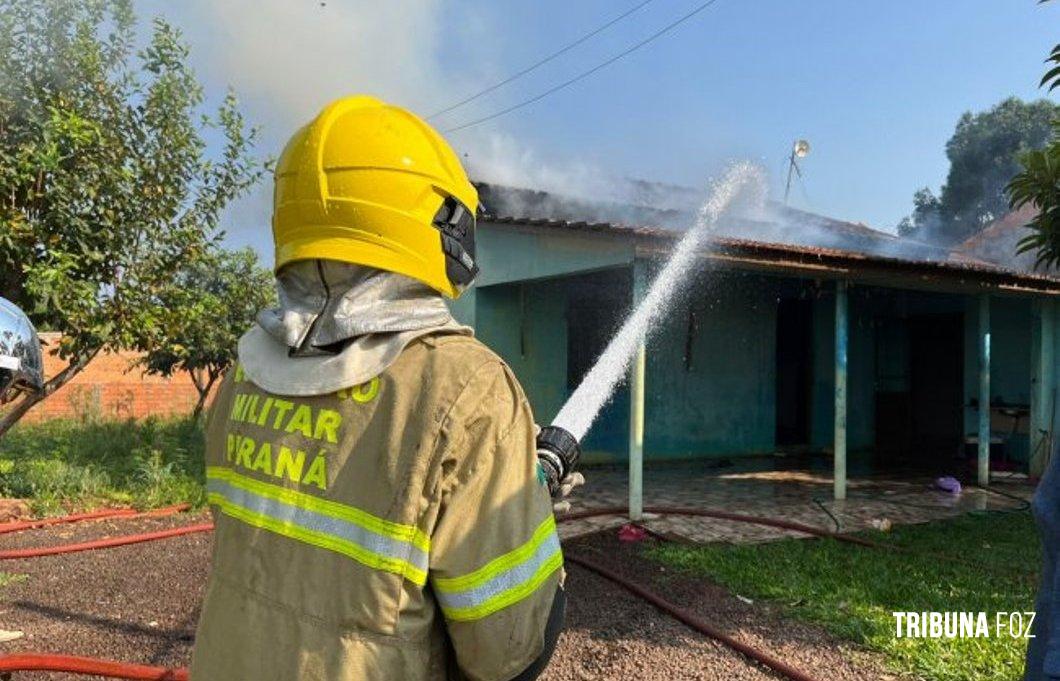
[534,163,764,494]
[550,163,765,442]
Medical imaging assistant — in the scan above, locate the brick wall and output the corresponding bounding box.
[20,333,204,422]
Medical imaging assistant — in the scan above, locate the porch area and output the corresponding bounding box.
[558,461,1033,542]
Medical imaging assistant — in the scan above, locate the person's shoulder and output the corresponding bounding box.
[405,332,527,421]
[411,331,508,373]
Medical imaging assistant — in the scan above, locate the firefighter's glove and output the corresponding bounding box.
[552,472,585,515]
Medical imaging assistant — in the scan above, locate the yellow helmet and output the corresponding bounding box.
[272,95,480,298]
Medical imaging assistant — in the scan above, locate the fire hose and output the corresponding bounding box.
[0,419,867,681]
[565,554,823,681]
[0,654,186,680]
[0,504,192,537]
[0,523,213,560]
[0,504,851,681]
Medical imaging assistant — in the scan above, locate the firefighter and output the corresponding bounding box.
[191,96,580,681]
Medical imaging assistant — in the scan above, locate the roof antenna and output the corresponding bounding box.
[784,139,811,205]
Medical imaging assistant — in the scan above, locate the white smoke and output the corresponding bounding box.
[133,2,897,263]
[135,0,501,253]
[462,132,620,203]
[141,0,474,125]
[134,0,643,254]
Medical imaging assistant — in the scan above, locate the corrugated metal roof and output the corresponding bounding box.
[474,181,1060,293]
[482,213,1060,295]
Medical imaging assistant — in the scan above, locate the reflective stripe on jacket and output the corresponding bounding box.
[190,333,561,681]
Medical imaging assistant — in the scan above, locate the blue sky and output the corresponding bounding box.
[138,0,1060,253]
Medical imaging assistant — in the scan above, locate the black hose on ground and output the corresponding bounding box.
[810,482,1032,534]
[975,484,1032,511]
[564,554,827,681]
[557,497,1041,681]
[808,482,1035,578]
[556,507,859,681]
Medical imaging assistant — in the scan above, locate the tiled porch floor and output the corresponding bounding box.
[557,462,1035,543]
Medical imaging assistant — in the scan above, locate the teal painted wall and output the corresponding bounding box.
[641,267,778,459]
[809,286,877,453]
[474,281,569,425]
[1053,304,1060,470]
[961,297,1034,463]
[448,289,475,327]
[475,223,633,287]
[470,244,1050,467]
[476,260,789,462]
[1030,300,1057,474]
[991,299,1033,406]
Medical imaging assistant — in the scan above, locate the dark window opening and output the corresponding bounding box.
[566,273,628,391]
[566,301,619,391]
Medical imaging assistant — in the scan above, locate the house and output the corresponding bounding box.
[953,205,1054,275]
[450,182,1060,502]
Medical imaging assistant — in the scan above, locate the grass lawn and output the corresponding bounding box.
[646,510,1040,681]
[0,417,206,515]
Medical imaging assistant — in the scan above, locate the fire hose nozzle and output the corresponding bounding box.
[536,425,581,497]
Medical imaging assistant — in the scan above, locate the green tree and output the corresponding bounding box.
[901,97,1059,243]
[0,1,263,433]
[139,247,275,418]
[897,187,942,237]
[1007,3,1060,269]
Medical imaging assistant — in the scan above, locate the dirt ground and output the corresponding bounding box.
[0,514,905,680]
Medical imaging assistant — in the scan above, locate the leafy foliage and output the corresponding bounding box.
[1041,39,1060,93]
[138,247,276,416]
[901,98,1059,243]
[896,187,942,237]
[1005,0,1060,269]
[1008,120,1060,268]
[0,416,205,514]
[0,1,263,432]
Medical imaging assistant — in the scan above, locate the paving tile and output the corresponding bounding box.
[558,464,1033,544]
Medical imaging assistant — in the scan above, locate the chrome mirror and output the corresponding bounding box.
[0,297,43,402]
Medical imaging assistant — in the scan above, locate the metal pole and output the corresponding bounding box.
[978,294,991,487]
[834,281,848,500]
[629,342,646,522]
[784,150,796,204]
[628,260,649,522]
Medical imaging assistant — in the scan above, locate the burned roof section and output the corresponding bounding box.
[475,181,1060,294]
[476,181,959,265]
[953,206,1057,275]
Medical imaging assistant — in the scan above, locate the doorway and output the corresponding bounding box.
[908,314,964,464]
[775,298,813,448]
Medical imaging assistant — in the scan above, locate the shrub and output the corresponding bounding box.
[0,417,205,514]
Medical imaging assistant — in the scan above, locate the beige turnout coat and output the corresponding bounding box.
[190,332,561,681]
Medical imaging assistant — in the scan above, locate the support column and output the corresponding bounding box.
[978,294,992,487]
[1031,300,1055,477]
[629,344,646,521]
[628,260,648,521]
[834,280,848,501]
